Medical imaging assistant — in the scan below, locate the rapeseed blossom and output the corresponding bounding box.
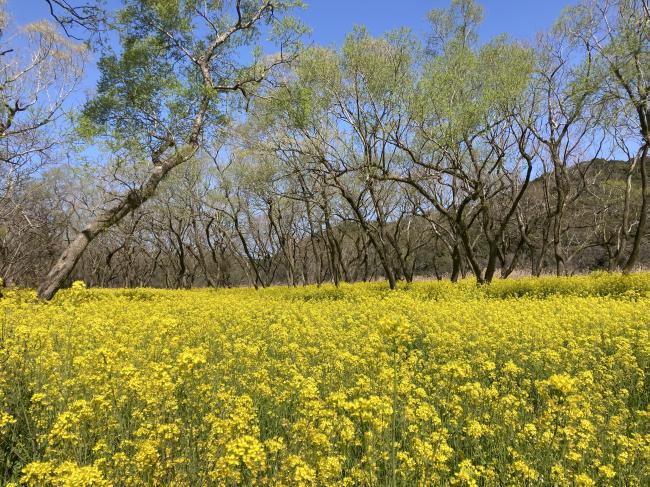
[0,273,649,485]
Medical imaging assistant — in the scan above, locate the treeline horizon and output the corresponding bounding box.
[1,0,649,295]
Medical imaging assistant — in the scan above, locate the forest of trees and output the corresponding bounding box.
[1,0,650,298]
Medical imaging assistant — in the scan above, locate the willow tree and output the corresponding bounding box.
[37,0,304,300]
[387,0,536,284]
[246,27,417,289]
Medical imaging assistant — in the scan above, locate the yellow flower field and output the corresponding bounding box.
[1,273,649,486]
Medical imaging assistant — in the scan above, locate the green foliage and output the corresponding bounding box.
[416,36,533,142]
[341,27,416,103]
[257,26,417,136]
[84,35,183,135]
[81,0,306,149]
[427,0,484,53]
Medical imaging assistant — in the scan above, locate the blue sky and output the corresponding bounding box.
[7,0,573,100]
[299,1,570,46]
[10,1,572,45]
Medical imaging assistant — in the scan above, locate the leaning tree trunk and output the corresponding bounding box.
[36,0,282,300]
[37,146,197,300]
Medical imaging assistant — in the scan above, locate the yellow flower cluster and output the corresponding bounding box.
[1,273,649,485]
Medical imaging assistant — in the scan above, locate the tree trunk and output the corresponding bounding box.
[38,146,197,300]
[483,241,499,284]
[450,245,461,283]
[623,145,648,273]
